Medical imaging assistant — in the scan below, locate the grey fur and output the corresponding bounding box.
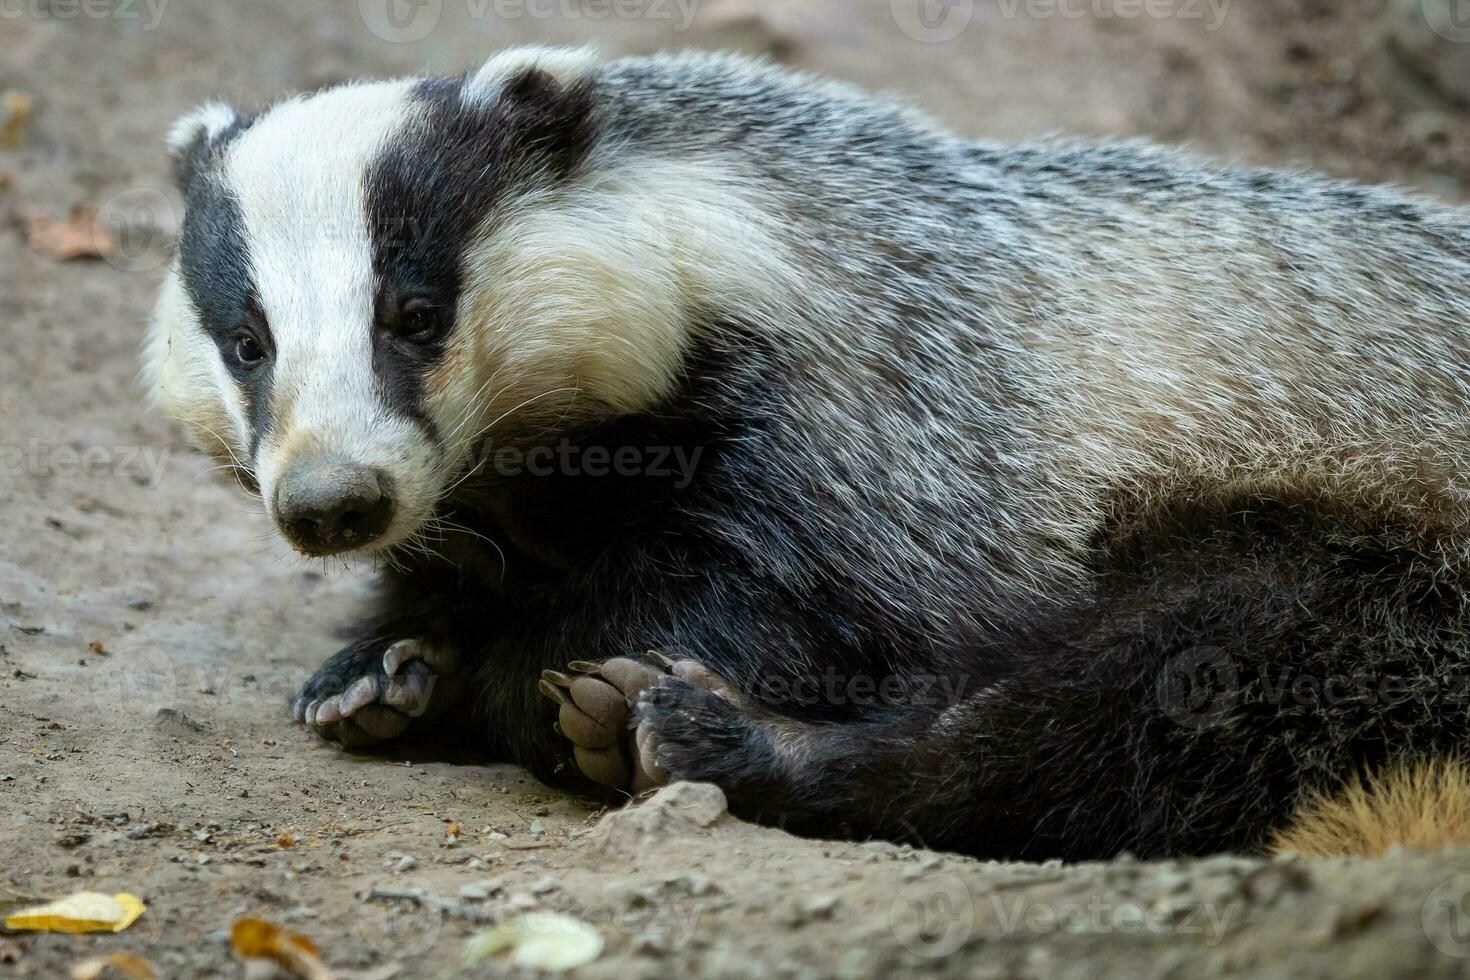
[593,50,1470,639]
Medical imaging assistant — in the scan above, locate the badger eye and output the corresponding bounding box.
[233,333,267,368]
[394,298,446,345]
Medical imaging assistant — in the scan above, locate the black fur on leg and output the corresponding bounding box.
[292,553,504,747]
[634,494,1470,859]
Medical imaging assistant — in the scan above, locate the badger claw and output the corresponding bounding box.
[292,638,461,749]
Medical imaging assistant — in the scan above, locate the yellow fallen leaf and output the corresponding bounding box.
[70,952,159,979]
[4,892,145,934]
[231,918,334,980]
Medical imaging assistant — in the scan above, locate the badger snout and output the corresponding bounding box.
[273,458,396,555]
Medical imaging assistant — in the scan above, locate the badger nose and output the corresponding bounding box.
[274,459,395,554]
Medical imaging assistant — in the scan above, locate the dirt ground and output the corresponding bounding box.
[5,1,1470,977]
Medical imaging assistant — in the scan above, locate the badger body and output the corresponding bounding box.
[147,47,1470,859]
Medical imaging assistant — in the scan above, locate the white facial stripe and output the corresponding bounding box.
[225,79,411,444]
[222,80,443,550]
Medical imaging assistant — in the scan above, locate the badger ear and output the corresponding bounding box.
[165,101,239,191]
[462,44,600,105]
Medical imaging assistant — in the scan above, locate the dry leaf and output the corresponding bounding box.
[276,830,297,849]
[70,952,158,980]
[22,207,112,261]
[461,913,603,972]
[231,918,334,980]
[4,892,145,933]
[88,640,108,655]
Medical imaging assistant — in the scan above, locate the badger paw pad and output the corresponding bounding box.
[539,652,735,794]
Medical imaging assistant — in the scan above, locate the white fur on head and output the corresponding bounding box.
[461,44,600,105]
[144,261,253,472]
[165,101,240,157]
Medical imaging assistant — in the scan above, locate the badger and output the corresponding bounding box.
[144,46,1470,860]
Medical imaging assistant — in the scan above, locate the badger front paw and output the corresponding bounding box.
[292,639,459,749]
[538,652,737,794]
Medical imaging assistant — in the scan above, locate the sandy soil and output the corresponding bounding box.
[4,1,1470,976]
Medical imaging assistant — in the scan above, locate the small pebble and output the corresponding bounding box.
[459,878,505,902]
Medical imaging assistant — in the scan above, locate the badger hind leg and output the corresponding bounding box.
[539,652,740,794]
[540,650,888,819]
[613,495,1470,859]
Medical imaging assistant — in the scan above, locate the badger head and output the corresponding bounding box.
[143,46,754,559]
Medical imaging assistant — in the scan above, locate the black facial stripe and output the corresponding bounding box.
[363,67,602,443]
[177,177,275,457]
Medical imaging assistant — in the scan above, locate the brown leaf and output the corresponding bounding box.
[22,207,112,261]
[231,917,335,980]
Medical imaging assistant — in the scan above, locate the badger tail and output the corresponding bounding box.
[1270,756,1470,857]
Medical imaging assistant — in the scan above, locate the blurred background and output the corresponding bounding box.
[7,0,1470,213]
[4,2,1470,977]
